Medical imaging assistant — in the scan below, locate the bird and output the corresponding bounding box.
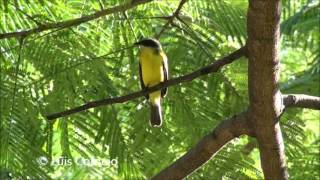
[134,38,168,127]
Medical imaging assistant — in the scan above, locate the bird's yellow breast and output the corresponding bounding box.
[139,47,164,87]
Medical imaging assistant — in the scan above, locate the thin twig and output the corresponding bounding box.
[0,0,154,40]
[123,12,137,40]
[26,46,134,88]
[1,27,69,54]
[154,0,188,39]
[14,5,42,25]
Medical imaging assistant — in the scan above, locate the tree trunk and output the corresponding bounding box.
[247,0,288,179]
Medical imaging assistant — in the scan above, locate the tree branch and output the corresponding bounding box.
[46,46,246,120]
[247,0,288,179]
[152,111,251,179]
[0,0,153,40]
[154,0,187,39]
[283,94,320,110]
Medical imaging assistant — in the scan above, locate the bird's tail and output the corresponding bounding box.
[149,91,162,127]
[150,103,162,127]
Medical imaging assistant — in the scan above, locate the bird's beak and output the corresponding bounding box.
[134,41,140,46]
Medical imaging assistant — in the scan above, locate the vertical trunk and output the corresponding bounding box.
[247,0,288,179]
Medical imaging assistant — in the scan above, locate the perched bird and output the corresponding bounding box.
[134,38,168,127]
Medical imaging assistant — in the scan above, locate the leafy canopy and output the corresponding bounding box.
[0,0,319,179]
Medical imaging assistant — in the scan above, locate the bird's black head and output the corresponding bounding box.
[134,38,161,49]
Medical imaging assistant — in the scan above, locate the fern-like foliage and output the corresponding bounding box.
[0,0,319,179]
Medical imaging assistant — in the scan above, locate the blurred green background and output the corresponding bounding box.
[0,0,319,179]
